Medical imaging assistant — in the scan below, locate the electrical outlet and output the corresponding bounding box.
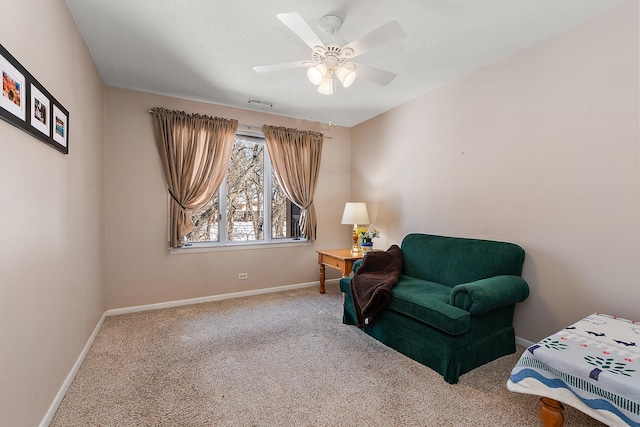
[238,273,248,280]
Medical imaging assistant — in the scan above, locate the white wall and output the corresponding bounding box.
[105,88,352,309]
[351,1,640,341]
[0,1,106,425]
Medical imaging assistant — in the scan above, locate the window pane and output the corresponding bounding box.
[186,196,220,242]
[271,172,300,239]
[227,140,264,241]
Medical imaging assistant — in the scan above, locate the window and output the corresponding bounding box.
[183,131,303,246]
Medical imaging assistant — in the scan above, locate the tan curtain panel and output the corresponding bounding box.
[263,125,323,241]
[151,108,238,248]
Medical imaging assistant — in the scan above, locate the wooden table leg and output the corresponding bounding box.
[318,263,326,294]
[540,397,564,427]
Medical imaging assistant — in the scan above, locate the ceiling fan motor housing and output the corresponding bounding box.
[311,45,353,67]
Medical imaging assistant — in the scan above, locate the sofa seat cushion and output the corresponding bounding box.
[341,275,471,336]
[387,276,471,336]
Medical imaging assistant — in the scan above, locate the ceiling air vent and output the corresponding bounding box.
[248,98,273,109]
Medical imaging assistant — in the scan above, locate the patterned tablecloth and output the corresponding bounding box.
[507,313,639,426]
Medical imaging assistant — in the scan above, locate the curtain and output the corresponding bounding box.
[151,108,238,248]
[263,125,323,241]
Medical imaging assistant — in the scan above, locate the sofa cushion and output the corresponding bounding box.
[387,276,471,336]
[341,275,471,336]
[401,234,525,287]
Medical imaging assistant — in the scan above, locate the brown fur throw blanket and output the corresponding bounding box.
[350,244,404,328]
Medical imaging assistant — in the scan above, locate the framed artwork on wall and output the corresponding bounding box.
[0,44,69,154]
[30,81,50,137]
[52,103,68,150]
[1,45,27,123]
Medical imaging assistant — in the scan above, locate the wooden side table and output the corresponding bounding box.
[316,249,364,294]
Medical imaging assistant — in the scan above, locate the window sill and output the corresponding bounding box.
[169,239,311,255]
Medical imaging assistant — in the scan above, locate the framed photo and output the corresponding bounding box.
[52,104,68,149]
[0,44,69,155]
[30,81,50,137]
[1,44,27,122]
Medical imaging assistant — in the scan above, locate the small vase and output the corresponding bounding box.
[360,242,373,254]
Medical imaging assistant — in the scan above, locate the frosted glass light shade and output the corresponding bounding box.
[317,75,333,95]
[307,64,326,85]
[341,202,370,225]
[335,66,356,88]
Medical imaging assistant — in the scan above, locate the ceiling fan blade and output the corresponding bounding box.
[253,61,310,73]
[343,21,406,58]
[277,12,326,51]
[352,63,397,86]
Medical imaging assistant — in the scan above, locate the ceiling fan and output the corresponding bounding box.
[253,12,406,95]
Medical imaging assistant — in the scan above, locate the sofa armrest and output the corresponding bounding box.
[352,259,363,273]
[448,275,529,315]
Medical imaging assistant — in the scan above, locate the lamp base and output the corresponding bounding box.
[351,228,359,254]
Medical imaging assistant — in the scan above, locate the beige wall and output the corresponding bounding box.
[0,1,105,426]
[1,1,636,424]
[351,1,640,342]
[105,88,352,309]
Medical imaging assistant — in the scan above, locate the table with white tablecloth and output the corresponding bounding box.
[508,313,639,427]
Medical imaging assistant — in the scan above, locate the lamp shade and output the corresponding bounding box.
[317,74,334,95]
[335,66,356,88]
[307,64,326,85]
[341,202,370,225]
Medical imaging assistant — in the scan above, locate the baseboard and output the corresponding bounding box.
[106,279,339,316]
[515,336,535,348]
[40,311,107,427]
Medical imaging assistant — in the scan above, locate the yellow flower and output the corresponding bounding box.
[356,225,380,243]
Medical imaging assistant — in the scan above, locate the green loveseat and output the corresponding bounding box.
[339,233,529,384]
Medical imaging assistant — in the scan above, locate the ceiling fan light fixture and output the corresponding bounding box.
[335,66,356,88]
[307,64,326,85]
[253,12,405,95]
[317,74,333,95]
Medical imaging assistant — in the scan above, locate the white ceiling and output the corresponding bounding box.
[64,0,631,128]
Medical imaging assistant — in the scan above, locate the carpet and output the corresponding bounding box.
[50,283,605,426]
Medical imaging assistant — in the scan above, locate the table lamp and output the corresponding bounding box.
[341,202,370,254]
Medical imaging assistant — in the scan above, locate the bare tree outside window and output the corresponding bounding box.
[184,135,298,244]
[227,140,264,241]
[272,170,286,239]
[186,198,220,242]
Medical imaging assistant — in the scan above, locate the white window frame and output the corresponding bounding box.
[170,129,309,254]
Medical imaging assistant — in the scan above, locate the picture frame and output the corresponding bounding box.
[0,44,69,154]
[30,80,50,137]
[1,44,27,124]
[52,103,69,151]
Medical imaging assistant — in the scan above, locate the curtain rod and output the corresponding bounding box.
[148,111,332,138]
[147,111,259,131]
[238,124,332,139]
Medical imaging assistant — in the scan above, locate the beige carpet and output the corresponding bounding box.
[51,283,605,426]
